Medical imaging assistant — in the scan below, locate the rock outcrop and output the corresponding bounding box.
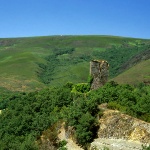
[58,123,83,150]
[91,106,150,150]
[90,60,109,90]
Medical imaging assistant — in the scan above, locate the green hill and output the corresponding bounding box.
[0,35,150,149]
[0,35,150,91]
[113,59,150,85]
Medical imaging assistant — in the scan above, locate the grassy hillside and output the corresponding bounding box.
[113,59,150,85]
[0,35,150,91]
[1,35,150,150]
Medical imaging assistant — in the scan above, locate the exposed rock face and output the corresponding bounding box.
[98,109,150,143]
[90,60,109,90]
[58,123,83,150]
[91,106,150,150]
[91,138,144,150]
[38,122,83,150]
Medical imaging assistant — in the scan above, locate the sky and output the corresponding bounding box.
[0,0,150,39]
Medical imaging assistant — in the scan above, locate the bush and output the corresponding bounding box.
[72,83,90,93]
[141,145,150,150]
[58,140,67,150]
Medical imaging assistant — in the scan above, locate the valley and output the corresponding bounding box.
[0,36,149,92]
[0,35,150,150]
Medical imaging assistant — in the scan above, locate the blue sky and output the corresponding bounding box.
[0,0,150,38]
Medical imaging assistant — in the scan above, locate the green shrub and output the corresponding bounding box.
[87,75,93,86]
[58,140,67,150]
[141,145,150,150]
[72,83,90,93]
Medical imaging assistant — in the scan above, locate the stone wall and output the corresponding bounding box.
[90,60,109,90]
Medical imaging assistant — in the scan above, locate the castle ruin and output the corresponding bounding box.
[90,60,109,90]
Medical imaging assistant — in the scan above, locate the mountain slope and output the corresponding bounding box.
[113,59,150,85]
[0,35,150,91]
[119,49,150,72]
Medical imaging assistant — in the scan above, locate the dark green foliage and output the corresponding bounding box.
[141,145,150,150]
[0,86,73,149]
[0,81,149,149]
[0,88,19,110]
[90,82,150,121]
[64,82,74,89]
[61,94,99,147]
[75,112,96,145]
[58,140,67,150]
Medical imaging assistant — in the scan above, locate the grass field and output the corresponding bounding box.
[0,35,149,91]
[113,59,150,85]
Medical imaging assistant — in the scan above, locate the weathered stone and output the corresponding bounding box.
[90,60,109,90]
[90,108,150,150]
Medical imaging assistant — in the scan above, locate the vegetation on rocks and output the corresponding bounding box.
[0,80,149,149]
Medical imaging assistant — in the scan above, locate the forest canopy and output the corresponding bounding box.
[0,81,150,149]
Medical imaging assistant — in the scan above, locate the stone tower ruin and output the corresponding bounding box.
[90,60,109,90]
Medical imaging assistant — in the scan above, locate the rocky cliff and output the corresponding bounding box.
[91,105,150,150]
[38,106,150,150]
[58,123,83,150]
